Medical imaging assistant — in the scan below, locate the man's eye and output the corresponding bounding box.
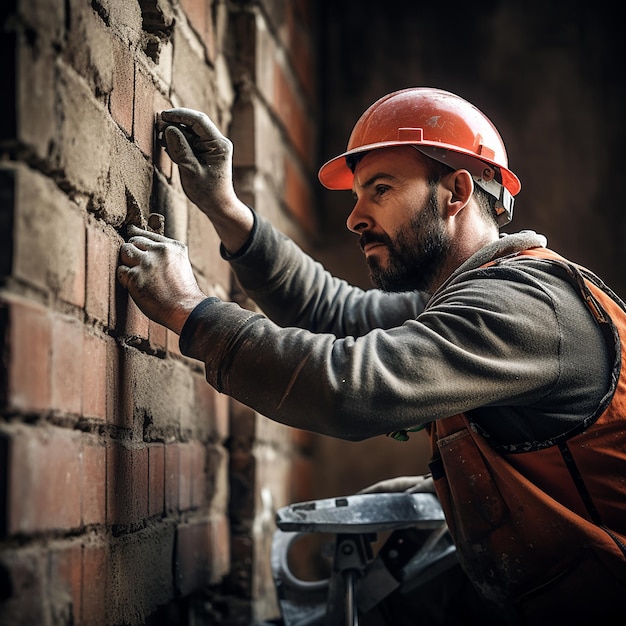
[375,185,390,196]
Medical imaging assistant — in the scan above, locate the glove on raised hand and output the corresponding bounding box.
[157,108,236,217]
[156,108,254,254]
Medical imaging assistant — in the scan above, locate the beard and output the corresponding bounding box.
[361,186,451,293]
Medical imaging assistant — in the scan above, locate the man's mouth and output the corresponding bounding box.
[359,234,387,255]
[362,241,385,256]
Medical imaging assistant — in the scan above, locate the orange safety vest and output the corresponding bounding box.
[426,248,626,624]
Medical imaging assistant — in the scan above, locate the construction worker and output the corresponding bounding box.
[117,88,626,624]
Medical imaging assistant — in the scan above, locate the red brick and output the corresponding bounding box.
[134,446,149,522]
[194,374,229,441]
[187,203,230,284]
[148,443,165,517]
[105,338,124,427]
[156,141,173,179]
[0,548,47,624]
[167,328,182,357]
[178,442,192,511]
[148,319,167,352]
[134,67,168,159]
[106,441,133,526]
[153,89,173,178]
[214,386,230,441]
[7,428,82,534]
[179,0,215,62]
[82,331,107,420]
[108,234,121,331]
[209,514,230,583]
[3,296,51,413]
[175,520,210,595]
[51,315,84,416]
[180,0,207,41]
[49,541,82,624]
[106,442,149,526]
[164,443,179,512]
[81,443,106,526]
[110,38,134,134]
[15,34,57,162]
[125,297,150,341]
[14,167,87,307]
[190,441,207,509]
[284,155,316,235]
[85,221,114,325]
[81,542,108,625]
[273,60,313,167]
[286,1,316,101]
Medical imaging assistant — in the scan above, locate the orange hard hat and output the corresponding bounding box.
[318,87,521,225]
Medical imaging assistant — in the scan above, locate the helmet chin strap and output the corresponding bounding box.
[413,146,513,226]
[473,177,514,227]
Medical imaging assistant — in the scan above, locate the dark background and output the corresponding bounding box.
[308,0,626,498]
[315,0,625,296]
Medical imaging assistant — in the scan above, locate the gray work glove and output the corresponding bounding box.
[357,474,435,494]
[156,108,254,254]
[157,108,237,218]
[117,226,206,334]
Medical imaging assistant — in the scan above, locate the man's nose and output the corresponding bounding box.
[346,199,372,233]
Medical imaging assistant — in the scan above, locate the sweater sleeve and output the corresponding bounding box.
[178,263,599,442]
[179,218,609,443]
[224,212,429,337]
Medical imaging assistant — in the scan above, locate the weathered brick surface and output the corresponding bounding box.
[170,26,216,115]
[49,540,83,624]
[51,314,85,416]
[0,547,47,625]
[2,426,82,535]
[178,441,193,512]
[273,58,314,168]
[180,0,216,64]
[1,0,317,622]
[148,442,165,517]
[285,1,316,101]
[1,295,52,413]
[14,34,58,163]
[64,0,116,99]
[54,65,117,199]
[85,219,116,326]
[82,541,108,625]
[12,164,86,307]
[107,524,175,625]
[164,442,180,514]
[284,153,317,234]
[175,518,210,596]
[110,36,135,136]
[106,440,149,528]
[81,441,106,526]
[133,66,162,158]
[82,330,108,420]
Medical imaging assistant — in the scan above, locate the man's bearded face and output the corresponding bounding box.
[361,185,451,293]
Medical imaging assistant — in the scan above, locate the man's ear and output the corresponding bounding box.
[442,169,474,217]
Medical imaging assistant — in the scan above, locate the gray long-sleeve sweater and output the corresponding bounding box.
[180,213,611,450]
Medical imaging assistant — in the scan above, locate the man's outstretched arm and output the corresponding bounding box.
[157,107,254,254]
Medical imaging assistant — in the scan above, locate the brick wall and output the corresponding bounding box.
[0,1,319,624]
